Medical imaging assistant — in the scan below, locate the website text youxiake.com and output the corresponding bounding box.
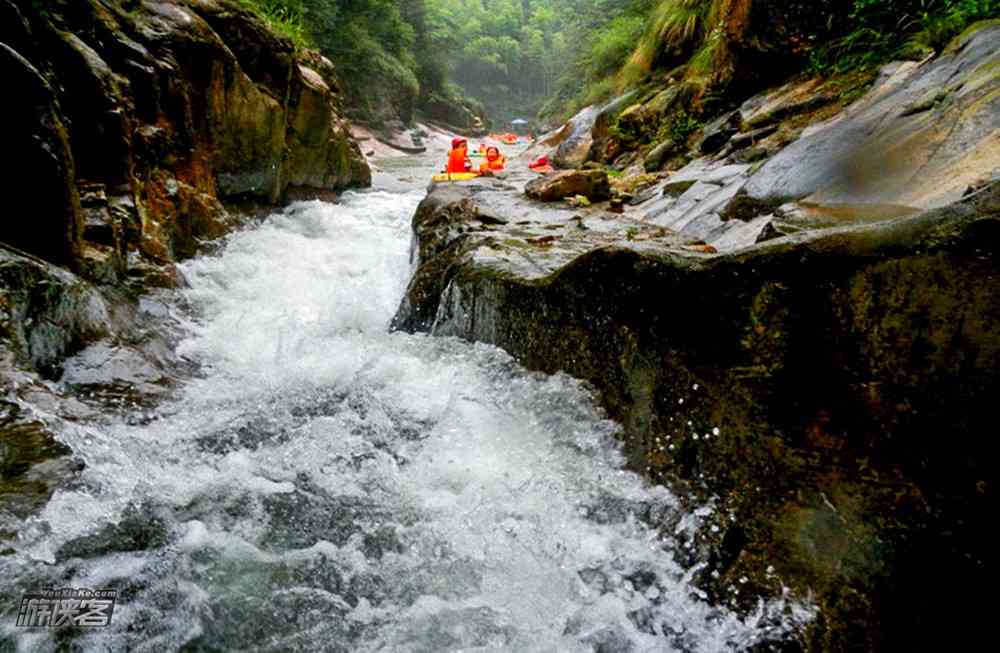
[15,588,117,628]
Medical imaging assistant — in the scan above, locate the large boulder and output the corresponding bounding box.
[552,105,601,169]
[535,94,641,169]
[396,174,1000,651]
[745,23,1000,209]
[0,0,371,283]
[525,169,611,203]
[285,64,373,195]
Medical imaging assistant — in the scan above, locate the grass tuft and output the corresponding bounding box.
[235,0,311,50]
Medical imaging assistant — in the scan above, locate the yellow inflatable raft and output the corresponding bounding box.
[431,172,480,183]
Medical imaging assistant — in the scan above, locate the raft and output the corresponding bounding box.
[432,172,480,183]
[489,133,521,145]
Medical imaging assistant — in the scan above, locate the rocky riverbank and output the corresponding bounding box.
[2,0,370,529]
[5,0,370,288]
[394,23,1000,651]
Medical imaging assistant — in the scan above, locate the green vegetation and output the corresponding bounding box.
[237,0,997,131]
[234,0,657,127]
[234,1,430,124]
[659,109,702,148]
[538,1,656,121]
[235,0,311,49]
[810,0,1000,74]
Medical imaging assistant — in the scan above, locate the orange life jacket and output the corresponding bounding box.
[480,154,506,173]
[447,147,470,173]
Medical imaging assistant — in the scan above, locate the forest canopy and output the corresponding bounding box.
[238,0,999,129]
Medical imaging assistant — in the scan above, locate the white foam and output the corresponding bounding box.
[2,187,811,650]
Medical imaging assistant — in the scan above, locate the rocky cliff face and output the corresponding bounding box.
[2,0,371,514]
[2,0,370,288]
[395,26,1000,651]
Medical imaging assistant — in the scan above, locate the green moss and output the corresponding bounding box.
[962,59,1000,100]
[947,17,1000,49]
[611,173,659,195]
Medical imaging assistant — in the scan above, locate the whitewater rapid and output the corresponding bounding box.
[1,185,809,651]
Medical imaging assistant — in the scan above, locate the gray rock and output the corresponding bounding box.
[647,181,721,225]
[644,140,678,172]
[394,176,1000,653]
[651,178,747,235]
[669,162,751,187]
[746,24,1000,209]
[553,105,601,169]
[526,93,639,170]
[707,214,774,250]
[729,124,780,151]
[698,111,742,154]
[1,246,115,376]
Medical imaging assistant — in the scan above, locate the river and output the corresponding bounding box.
[1,149,811,651]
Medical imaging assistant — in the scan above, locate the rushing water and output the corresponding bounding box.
[1,161,810,651]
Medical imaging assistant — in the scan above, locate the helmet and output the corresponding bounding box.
[451,137,467,148]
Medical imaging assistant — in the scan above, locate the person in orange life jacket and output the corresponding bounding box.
[446,137,472,173]
[479,146,506,175]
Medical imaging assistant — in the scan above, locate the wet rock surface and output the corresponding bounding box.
[396,31,1000,646]
[551,105,601,169]
[0,399,79,523]
[1,0,370,288]
[3,40,82,270]
[1,246,118,377]
[399,166,999,651]
[1,0,375,516]
[1,243,196,531]
[391,162,742,334]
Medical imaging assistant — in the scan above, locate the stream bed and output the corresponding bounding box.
[0,155,811,652]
